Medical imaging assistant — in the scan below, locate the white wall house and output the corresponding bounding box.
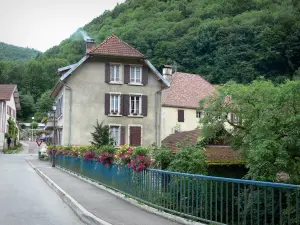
[0,85,21,151]
[161,69,216,141]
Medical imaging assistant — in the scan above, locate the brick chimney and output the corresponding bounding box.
[163,65,173,83]
[86,38,96,53]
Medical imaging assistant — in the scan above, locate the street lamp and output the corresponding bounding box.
[52,104,57,168]
[31,117,34,142]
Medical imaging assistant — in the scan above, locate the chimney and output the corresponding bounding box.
[86,38,96,53]
[163,65,173,83]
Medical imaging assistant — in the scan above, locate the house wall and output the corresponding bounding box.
[59,57,162,147]
[5,93,17,130]
[0,101,6,151]
[161,106,199,140]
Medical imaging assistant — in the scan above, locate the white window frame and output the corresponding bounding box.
[109,93,121,115]
[130,65,142,84]
[128,124,143,146]
[109,124,121,147]
[110,63,122,83]
[129,95,142,115]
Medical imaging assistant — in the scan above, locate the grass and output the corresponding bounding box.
[3,143,22,154]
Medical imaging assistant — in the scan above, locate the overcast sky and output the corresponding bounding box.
[0,0,124,52]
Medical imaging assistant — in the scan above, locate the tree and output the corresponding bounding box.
[199,79,300,183]
[30,121,38,129]
[90,120,113,147]
[17,93,35,121]
[35,90,54,120]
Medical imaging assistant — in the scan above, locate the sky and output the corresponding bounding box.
[0,0,124,52]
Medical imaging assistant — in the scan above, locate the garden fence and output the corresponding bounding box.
[55,155,300,225]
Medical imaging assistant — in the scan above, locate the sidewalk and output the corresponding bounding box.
[26,157,184,225]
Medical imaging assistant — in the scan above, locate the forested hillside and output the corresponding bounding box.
[0,42,40,61]
[0,0,300,121]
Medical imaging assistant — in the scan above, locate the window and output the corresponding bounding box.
[196,111,202,119]
[110,64,120,82]
[110,94,120,114]
[232,114,239,123]
[178,110,184,122]
[130,95,142,115]
[110,126,120,146]
[130,66,142,84]
[56,95,63,118]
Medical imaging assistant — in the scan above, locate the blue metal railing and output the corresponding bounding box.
[55,155,300,225]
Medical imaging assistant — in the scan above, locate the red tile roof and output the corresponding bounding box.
[162,72,216,109]
[161,129,243,164]
[0,85,16,101]
[88,34,145,58]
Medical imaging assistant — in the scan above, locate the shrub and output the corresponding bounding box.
[83,150,95,161]
[152,146,175,170]
[129,155,151,173]
[115,144,134,166]
[168,145,207,174]
[98,145,116,166]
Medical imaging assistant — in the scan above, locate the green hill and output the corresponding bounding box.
[44,0,300,84]
[1,0,300,120]
[0,42,40,61]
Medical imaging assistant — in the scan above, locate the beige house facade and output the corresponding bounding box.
[50,34,169,147]
[161,71,215,141]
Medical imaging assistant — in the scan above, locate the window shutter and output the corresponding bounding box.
[105,94,110,115]
[105,62,110,83]
[142,66,148,85]
[120,95,123,115]
[124,65,130,84]
[120,126,126,145]
[178,110,184,122]
[142,95,148,117]
[123,94,130,116]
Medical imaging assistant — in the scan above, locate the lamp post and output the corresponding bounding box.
[52,104,57,168]
[31,117,34,142]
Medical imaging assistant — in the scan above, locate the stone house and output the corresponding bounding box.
[49,34,169,147]
[0,85,21,150]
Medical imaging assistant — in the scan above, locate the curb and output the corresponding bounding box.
[25,160,112,225]
[57,166,205,225]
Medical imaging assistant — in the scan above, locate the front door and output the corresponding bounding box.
[129,126,141,146]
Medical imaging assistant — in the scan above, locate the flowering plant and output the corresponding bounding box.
[129,155,151,173]
[99,152,114,167]
[83,150,95,161]
[115,144,134,166]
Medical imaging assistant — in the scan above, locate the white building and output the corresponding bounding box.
[0,85,21,150]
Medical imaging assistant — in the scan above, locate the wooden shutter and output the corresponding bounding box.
[124,65,130,84]
[122,94,130,116]
[142,95,148,117]
[105,62,110,83]
[142,66,148,85]
[120,126,126,145]
[105,94,110,115]
[178,110,184,122]
[130,126,141,146]
[120,95,123,115]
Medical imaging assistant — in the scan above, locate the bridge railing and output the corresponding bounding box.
[55,155,300,225]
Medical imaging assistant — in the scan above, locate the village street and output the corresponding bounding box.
[0,145,84,225]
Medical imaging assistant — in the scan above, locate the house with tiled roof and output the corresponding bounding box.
[160,67,215,140]
[49,34,169,146]
[0,84,21,151]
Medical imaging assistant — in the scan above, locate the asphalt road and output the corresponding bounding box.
[0,153,85,225]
